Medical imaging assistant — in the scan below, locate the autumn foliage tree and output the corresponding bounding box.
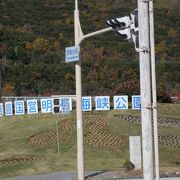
[33,37,51,53]
[2,84,15,96]
[110,80,140,98]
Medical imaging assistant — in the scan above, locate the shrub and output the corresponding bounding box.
[123,159,135,171]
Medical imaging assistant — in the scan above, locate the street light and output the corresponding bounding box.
[74,1,112,180]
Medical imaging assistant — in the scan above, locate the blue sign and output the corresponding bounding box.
[27,99,38,114]
[14,101,25,115]
[95,96,110,111]
[65,46,80,62]
[114,95,128,110]
[41,99,53,113]
[0,103,4,117]
[82,96,92,111]
[60,97,71,114]
[132,95,141,110]
[5,101,13,116]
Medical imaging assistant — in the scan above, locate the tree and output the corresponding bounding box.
[2,83,15,96]
[121,68,139,81]
[15,46,28,64]
[64,72,74,81]
[110,80,140,98]
[6,47,16,61]
[33,37,51,53]
[0,43,6,60]
[25,42,33,52]
[168,28,177,38]
[155,41,168,61]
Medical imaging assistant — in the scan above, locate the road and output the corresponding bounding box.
[2,171,180,180]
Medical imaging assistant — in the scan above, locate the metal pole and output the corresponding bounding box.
[138,0,154,180]
[0,66,1,93]
[0,58,3,93]
[79,27,112,44]
[149,1,160,180]
[74,0,84,179]
[75,0,78,10]
[56,120,60,156]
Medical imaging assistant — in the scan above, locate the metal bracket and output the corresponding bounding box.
[146,105,157,109]
[138,47,150,53]
[152,105,157,109]
[142,0,150,3]
[146,105,152,109]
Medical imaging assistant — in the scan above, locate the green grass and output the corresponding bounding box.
[157,103,180,119]
[0,103,179,178]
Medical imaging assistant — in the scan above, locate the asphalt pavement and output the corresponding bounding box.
[2,171,180,180]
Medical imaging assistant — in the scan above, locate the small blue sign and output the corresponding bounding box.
[27,99,38,114]
[114,95,128,110]
[132,95,141,110]
[41,99,53,113]
[95,96,110,111]
[65,46,80,62]
[0,103,4,117]
[82,96,92,111]
[14,100,25,115]
[5,101,13,116]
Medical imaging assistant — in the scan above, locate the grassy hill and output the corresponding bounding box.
[0,103,179,178]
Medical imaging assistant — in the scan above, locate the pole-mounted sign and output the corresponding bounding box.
[65,46,80,62]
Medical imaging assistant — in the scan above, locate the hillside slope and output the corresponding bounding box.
[0,0,179,97]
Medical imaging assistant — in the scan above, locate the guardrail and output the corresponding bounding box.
[1,96,51,103]
[1,95,78,102]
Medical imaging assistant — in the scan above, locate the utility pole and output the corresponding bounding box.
[138,0,154,179]
[149,1,160,180]
[105,0,158,179]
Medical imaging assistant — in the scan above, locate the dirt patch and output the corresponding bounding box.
[28,117,127,149]
[114,115,180,147]
[29,119,74,144]
[114,114,180,128]
[84,117,127,149]
[0,155,41,165]
[159,132,180,147]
